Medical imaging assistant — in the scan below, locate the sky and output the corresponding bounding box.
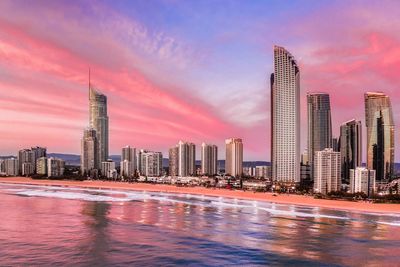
[0,0,400,161]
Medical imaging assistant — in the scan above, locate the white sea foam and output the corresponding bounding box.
[377,221,400,227]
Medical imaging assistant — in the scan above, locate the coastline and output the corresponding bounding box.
[1,177,400,214]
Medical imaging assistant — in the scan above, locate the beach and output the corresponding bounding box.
[1,176,399,214]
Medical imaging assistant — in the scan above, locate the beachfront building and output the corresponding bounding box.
[89,81,109,169]
[101,159,117,179]
[255,166,271,179]
[350,167,376,197]
[340,119,362,184]
[47,157,65,177]
[169,146,179,177]
[4,158,19,176]
[81,127,99,175]
[120,146,136,178]
[307,92,332,182]
[271,45,300,183]
[201,143,218,176]
[314,148,341,195]
[225,138,243,177]
[36,157,48,175]
[138,150,163,177]
[364,92,394,183]
[18,147,46,175]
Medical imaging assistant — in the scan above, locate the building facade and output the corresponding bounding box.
[340,119,362,183]
[120,146,136,178]
[47,157,65,177]
[178,141,196,177]
[89,86,109,168]
[4,158,18,176]
[307,93,332,181]
[139,151,163,177]
[364,92,394,182]
[169,146,179,177]
[36,157,48,175]
[225,138,243,177]
[101,159,117,179]
[201,143,218,176]
[350,167,376,197]
[81,128,98,175]
[271,45,300,183]
[314,148,341,195]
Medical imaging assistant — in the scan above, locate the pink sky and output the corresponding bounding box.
[0,0,399,161]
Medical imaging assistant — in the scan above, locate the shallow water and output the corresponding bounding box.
[0,183,399,266]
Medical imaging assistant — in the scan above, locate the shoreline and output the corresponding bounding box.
[1,177,400,214]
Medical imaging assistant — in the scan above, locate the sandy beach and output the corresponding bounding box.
[1,177,399,214]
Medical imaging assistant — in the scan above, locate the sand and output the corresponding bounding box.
[1,177,399,214]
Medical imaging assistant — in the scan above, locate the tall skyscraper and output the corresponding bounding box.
[225,138,243,177]
[169,146,179,177]
[314,148,341,195]
[340,119,362,183]
[271,45,300,183]
[201,143,218,175]
[178,141,196,177]
[89,76,109,168]
[364,92,394,182]
[307,92,332,181]
[81,128,98,175]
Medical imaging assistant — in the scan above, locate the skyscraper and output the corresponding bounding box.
[364,92,394,182]
[178,141,196,177]
[271,45,300,183]
[47,157,65,177]
[201,143,218,175]
[307,93,332,181]
[89,78,109,168]
[139,151,163,177]
[225,138,243,177]
[340,119,362,183]
[169,146,179,177]
[314,148,341,195]
[81,127,98,175]
[350,167,376,197]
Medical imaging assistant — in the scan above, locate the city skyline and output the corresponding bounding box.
[1,1,400,161]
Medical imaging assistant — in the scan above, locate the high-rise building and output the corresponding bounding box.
[364,92,394,182]
[225,138,243,177]
[18,148,44,175]
[89,80,109,169]
[340,119,362,183]
[21,163,35,176]
[169,146,179,177]
[243,167,255,177]
[139,151,163,177]
[101,159,117,179]
[47,157,65,177]
[301,150,309,166]
[271,46,300,183]
[4,158,18,176]
[36,157,48,175]
[350,167,376,197]
[307,92,332,181]
[201,143,218,176]
[255,166,270,179]
[314,148,341,195]
[178,141,196,177]
[120,146,136,178]
[81,128,98,175]
[332,137,340,152]
[0,159,4,174]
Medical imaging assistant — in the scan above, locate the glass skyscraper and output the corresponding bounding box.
[340,119,362,183]
[364,92,394,182]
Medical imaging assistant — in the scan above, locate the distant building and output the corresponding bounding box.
[138,150,163,177]
[307,92,332,182]
[0,159,4,174]
[350,167,376,197]
[169,146,179,177]
[101,159,117,179]
[4,158,19,176]
[332,137,340,152]
[243,167,255,177]
[18,147,46,175]
[81,128,99,175]
[255,166,270,179]
[340,119,362,183]
[178,141,196,176]
[225,138,243,177]
[47,157,65,177]
[365,92,394,182]
[301,150,309,166]
[314,148,341,195]
[201,143,218,175]
[120,146,136,178]
[300,164,311,184]
[36,157,48,175]
[271,45,300,183]
[22,163,35,176]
